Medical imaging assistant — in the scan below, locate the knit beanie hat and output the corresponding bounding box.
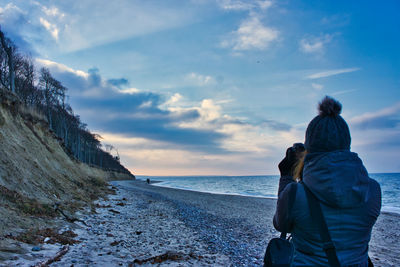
[304,96,351,153]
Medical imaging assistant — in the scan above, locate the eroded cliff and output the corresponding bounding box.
[0,88,133,236]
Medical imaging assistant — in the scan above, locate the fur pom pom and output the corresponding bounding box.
[318,96,342,117]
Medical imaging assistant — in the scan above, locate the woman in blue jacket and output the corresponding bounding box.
[273,96,381,266]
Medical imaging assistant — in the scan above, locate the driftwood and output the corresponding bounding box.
[109,209,120,214]
[54,203,88,226]
[130,251,203,265]
[34,245,69,267]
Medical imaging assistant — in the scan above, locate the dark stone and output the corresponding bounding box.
[32,246,41,251]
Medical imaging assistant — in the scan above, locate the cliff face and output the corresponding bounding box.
[0,89,133,235]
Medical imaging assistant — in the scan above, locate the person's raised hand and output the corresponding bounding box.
[278,146,298,176]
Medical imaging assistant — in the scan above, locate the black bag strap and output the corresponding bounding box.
[281,182,298,239]
[302,183,341,267]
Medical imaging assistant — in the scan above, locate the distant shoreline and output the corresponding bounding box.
[152,181,278,199]
[151,181,400,216]
[137,175,400,215]
[136,172,400,178]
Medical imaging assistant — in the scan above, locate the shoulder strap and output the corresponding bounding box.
[302,183,341,267]
[281,182,298,239]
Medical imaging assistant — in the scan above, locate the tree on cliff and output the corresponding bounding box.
[39,67,66,130]
[15,56,38,106]
[0,27,15,93]
[0,27,132,175]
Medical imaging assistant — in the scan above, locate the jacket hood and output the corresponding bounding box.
[303,151,370,208]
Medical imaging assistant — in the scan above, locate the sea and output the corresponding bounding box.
[137,173,400,215]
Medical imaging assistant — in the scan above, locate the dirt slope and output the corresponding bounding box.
[0,89,133,236]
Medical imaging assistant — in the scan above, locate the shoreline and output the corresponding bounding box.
[151,182,279,201]
[146,179,400,216]
[2,179,399,266]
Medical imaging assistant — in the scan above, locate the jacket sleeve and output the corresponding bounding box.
[369,178,382,220]
[278,175,294,196]
[273,181,298,233]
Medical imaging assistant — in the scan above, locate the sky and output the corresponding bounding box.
[1,0,399,175]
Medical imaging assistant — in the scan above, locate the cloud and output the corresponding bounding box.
[165,93,183,106]
[174,98,296,154]
[221,16,278,51]
[59,1,194,52]
[36,58,88,78]
[39,17,59,41]
[184,72,216,86]
[350,127,400,173]
[311,83,324,90]
[199,99,222,121]
[258,0,273,10]
[0,3,26,26]
[0,3,39,53]
[107,78,129,88]
[306,67,360,79]
[35,59,303,174]
[349,104,400,172]
[36,58,231,153]
[118,87,141,94]
[261,119,292,131]
[350,102,400,130]
[171,99,227,130]
[0,2,70,52]
[100,116,227,153]
[330,88,358,96]
[100,131,279,175]
[0,1,196,53]
[299,34,333,54]
[41,6,64,18]
[217,0,272,11]
[321,14,350,28]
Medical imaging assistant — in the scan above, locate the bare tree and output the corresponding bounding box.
[39,67,67,129]
[15,55,36,104]
[0,27,15,93]
[0,30,133,175]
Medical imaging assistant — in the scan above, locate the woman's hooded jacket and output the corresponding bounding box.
[273,150,381,266]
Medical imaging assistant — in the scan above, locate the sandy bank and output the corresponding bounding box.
[2,180,399,266]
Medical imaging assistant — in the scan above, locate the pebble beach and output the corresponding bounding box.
[3,179,400,266]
